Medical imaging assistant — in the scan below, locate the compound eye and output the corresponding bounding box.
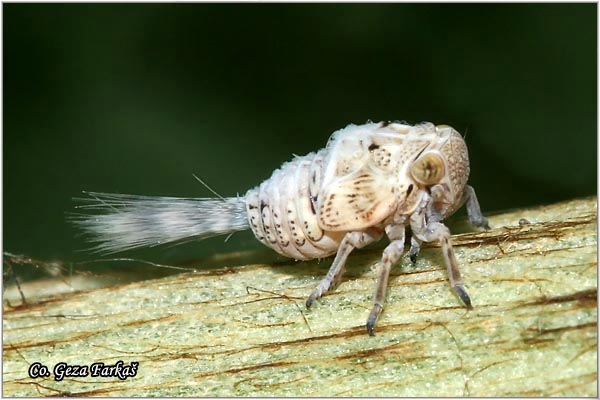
[410,152,445,185]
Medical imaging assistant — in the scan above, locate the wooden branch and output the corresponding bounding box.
[3,197,597,396]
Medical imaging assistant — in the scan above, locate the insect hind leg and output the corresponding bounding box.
[463,185,490,229]
[306,228,382,309]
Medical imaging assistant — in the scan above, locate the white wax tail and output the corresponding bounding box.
[71,192,249,253]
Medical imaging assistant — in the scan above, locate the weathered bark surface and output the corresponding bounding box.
[3,197,597,396]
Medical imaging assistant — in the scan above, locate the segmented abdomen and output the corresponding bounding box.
[245,150,344,260]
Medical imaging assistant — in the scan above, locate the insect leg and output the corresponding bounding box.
[306,229,382,309]
[408,236,422,264]
[463,185,490,229]
[366,224,406,336]
[410,204,473,310]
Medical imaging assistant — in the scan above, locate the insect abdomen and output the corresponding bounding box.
[245,150,344,260]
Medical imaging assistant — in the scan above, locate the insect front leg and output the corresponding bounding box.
[306,228,383,309]
[410,198,473,310]
[463,185,490,229]
[366,224,406,336]
[408,236,422,264]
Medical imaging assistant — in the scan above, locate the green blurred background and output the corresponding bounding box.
[4,4,597,268]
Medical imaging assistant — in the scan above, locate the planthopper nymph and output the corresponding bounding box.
[73,121,489,335]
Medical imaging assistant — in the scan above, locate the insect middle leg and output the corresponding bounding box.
[306,228,383,309]
[366,224,406,336]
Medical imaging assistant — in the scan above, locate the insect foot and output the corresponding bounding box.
[408,237,422,264]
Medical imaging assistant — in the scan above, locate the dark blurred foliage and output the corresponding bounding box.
[4,4,596,266]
